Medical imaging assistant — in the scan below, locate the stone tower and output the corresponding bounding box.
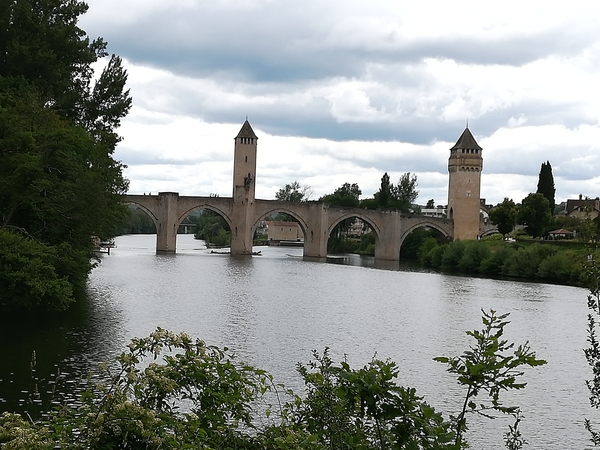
[447,127,483,240]
[230,120,258,254]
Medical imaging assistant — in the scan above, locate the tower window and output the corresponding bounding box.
[245,156,248,162]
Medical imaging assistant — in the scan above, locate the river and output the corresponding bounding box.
[0,233,597,448]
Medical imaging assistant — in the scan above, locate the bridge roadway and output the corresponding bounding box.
[125,192,454,261]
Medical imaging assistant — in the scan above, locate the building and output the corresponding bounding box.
[267,221,304,242]
[565,195,600,220]
[447,127,483,240]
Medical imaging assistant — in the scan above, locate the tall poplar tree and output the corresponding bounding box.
[0,0,131,312]
[536,161,556,215]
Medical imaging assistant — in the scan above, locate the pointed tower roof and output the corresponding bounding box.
[450,127,482,150]
[236,120,258,139]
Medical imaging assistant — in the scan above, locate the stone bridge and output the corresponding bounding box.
[125,192,454,261]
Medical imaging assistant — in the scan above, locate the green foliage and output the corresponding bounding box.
[517,193,552,238]
[584,250,600,445]
[536,161,555,215]
[501,244,556,279]
[418,237,440,266]
[193,209,231,246]
[429,244,448,269]
[372,172,419,213]
[358,232,376,255]
[320,182,361,207]
[0,0,131,312]
[489,198,517,236]
[458,241,491,273]
[276,181,313,202]
[402,228,444,260]
[479,246,516,275]
[536,251,579,282]
[441,240,467,271]
[114,206,156,234]
[0,310,547,449]
[435,309,546,447]
[394,172,419,213]
[0,226,74,312]
[293,349,456,449]
[374,172,392,209]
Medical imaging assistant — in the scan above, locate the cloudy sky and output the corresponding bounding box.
[81,0,600,207]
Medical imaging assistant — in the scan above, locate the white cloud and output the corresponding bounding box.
[81,0,600,208]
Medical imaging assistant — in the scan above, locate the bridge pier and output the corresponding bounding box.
[302,203,329,260]
[156,192,179,253]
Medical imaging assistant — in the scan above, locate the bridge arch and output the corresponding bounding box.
[399,221,452,250]
[252,207,310,238]
[178,205,233,231]
[125,200,159,231]
[326,213,381,243]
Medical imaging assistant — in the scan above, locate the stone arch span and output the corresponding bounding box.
[178,205,233,231]
[252,207,310,238]
[125,200,159,231]
[326,213,381,243]
[399,221,452,249]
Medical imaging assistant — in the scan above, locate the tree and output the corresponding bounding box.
[426,199,435,208]
[536,161,555,216]
[488,198,517,236]
[374,172,392,208]
[275,181,313,202]
[517,193,552,238]
[0,0,131,312]
[435,309,546,448]
[393,172,419,213]
[320,182,361,207]
[0,0,131,144]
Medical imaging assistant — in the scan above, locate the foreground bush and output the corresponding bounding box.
[0,312,545,449]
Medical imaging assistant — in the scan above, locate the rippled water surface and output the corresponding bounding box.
[1,234,597,448]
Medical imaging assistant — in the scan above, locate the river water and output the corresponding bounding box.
[0,233,597,448]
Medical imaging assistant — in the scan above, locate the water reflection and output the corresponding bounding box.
[0,234,597,449]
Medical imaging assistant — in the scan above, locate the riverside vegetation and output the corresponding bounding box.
[0,309,546,449]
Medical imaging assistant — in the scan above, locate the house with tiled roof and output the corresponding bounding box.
[565,195,600,220]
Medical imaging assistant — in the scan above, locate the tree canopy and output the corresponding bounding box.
[320,182,361,207]
[371,172,419,212]
[536,161,555,215]
[517,193,552,238]
[488,198,517,236]
[0,0,131,312]
[275,181,313,202]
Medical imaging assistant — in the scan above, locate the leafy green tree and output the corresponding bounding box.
[0,0,131,144]
[393,172,419,213]
[536,161,555,216]
[458,241,491,273]
[374,172,393,208]
[293,349,456,449]
[320,182,361,207]
[489,198,517,237]
[435,309,546,448]
[193,210,230,246]
[516,193,552,238]
[502,244,556,279]
[275,181,313,202]
[0,229,73,312]
[0,0,131,312]
[426,199,435,208]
